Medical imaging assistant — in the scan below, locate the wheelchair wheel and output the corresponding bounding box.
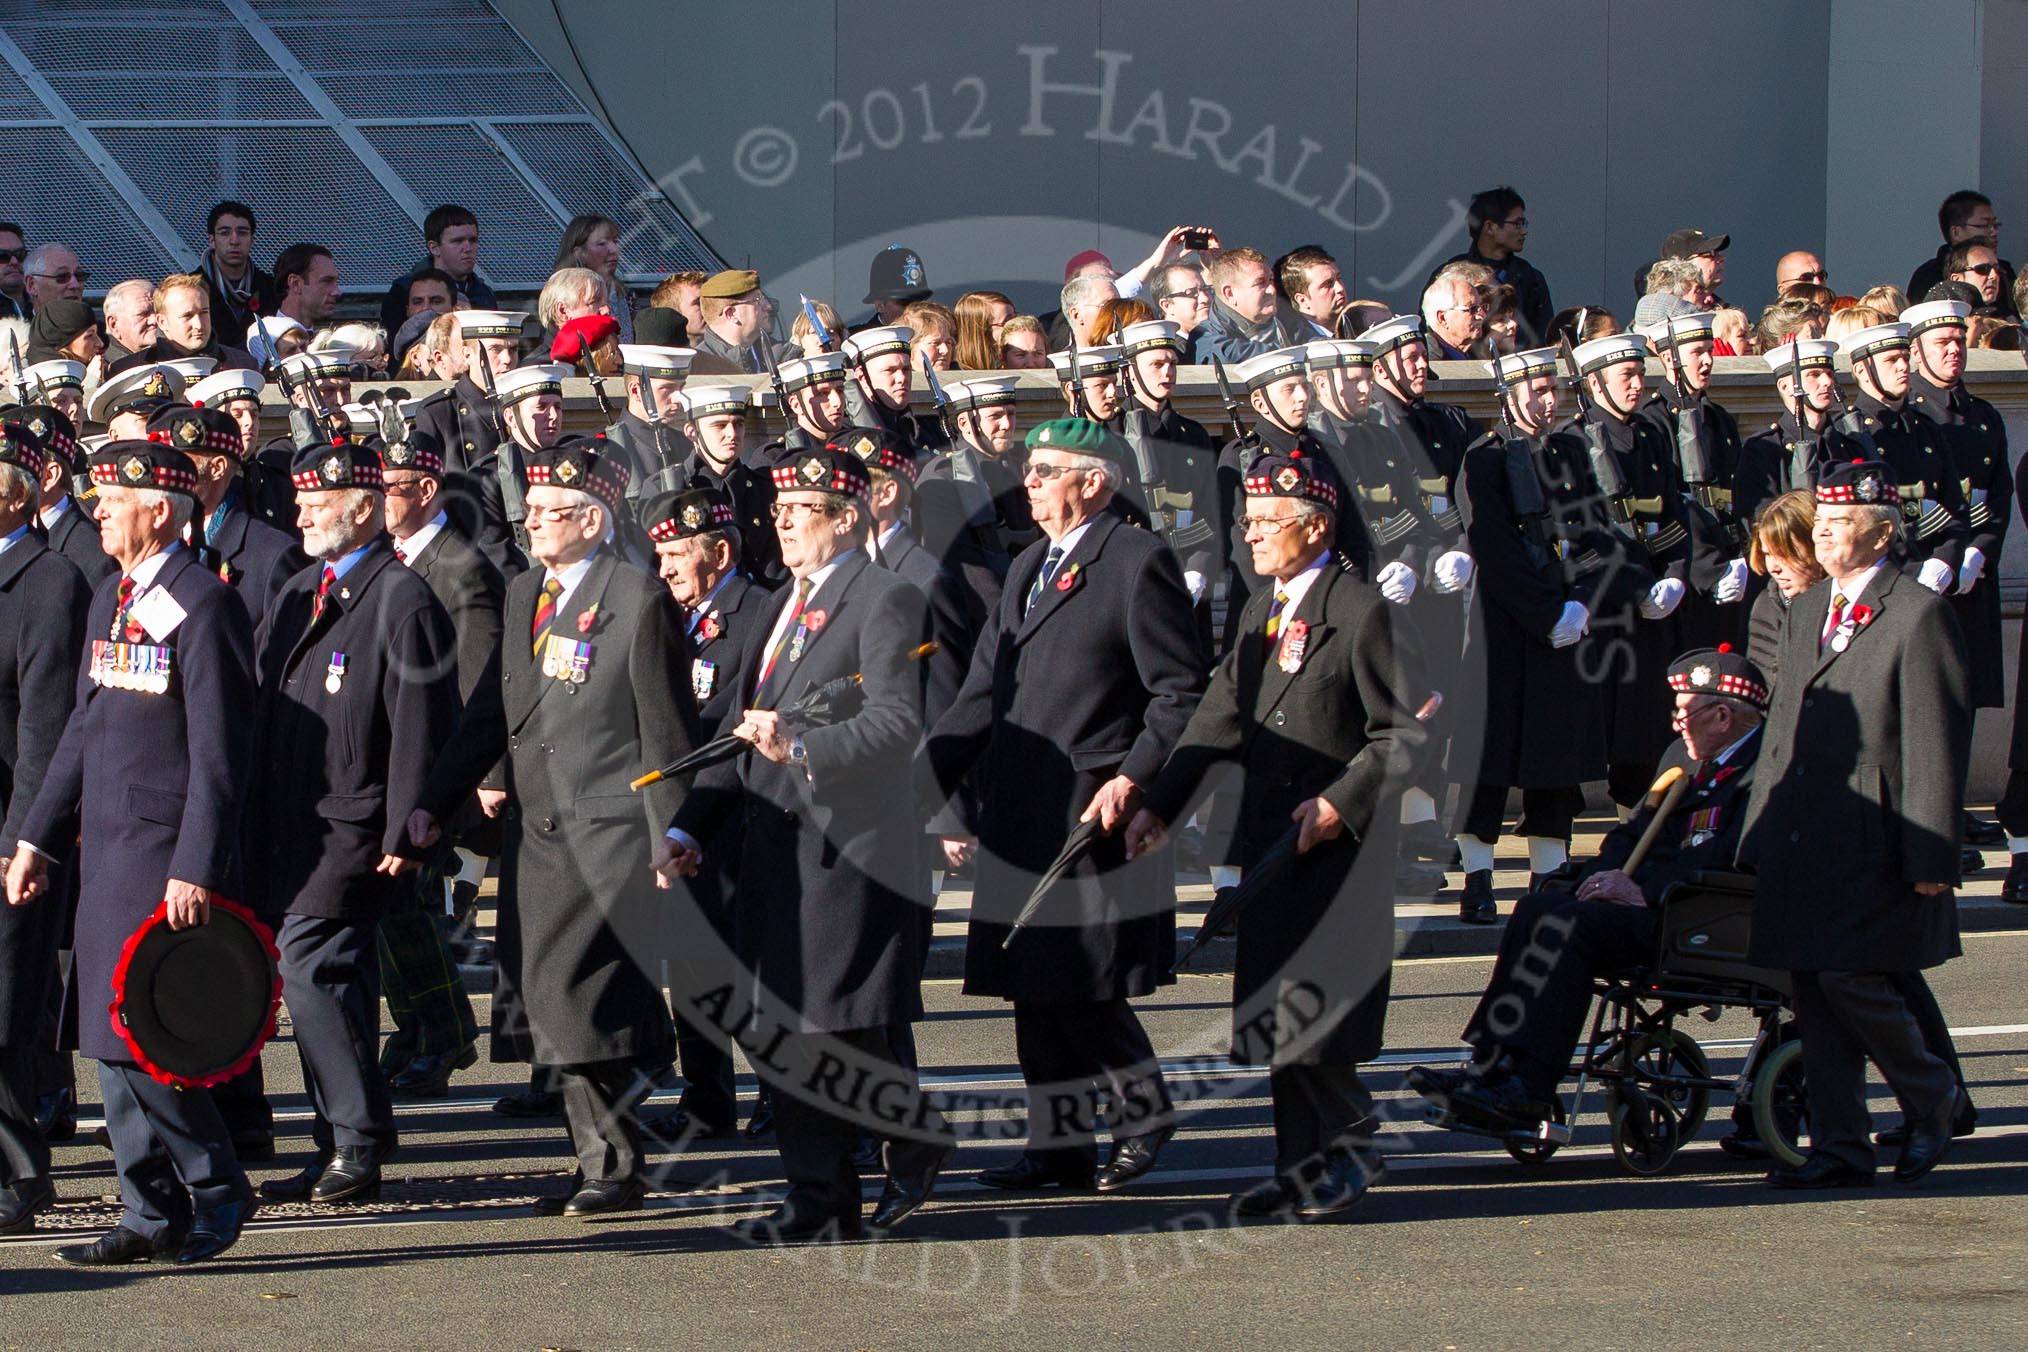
[1609,1089,1682,1175]
[1504,1099,1566,1165]
[1749,1037,1809,1168]
[1625,1028,1711,1142]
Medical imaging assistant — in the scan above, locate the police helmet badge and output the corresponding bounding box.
[901,253,925,289]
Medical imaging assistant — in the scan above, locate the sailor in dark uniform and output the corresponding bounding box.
[1215,347,1342,627]
[1840,321,1968,593]
[1113,319,1221,641]
[1562,331,1693,810]
[411,309,527,476]
[1638,310,1748,650]
[844,324,946,459]
[451,361,572,581]
[187,368,294,532]
[671,384,781,585]
[754,351,851,471]
[916,375,1030,569]
[20,359,85,430]
[1734,339,1866,524]
[603,341,696,504]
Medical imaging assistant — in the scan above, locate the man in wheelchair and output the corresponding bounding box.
[1409,645,1766,1131]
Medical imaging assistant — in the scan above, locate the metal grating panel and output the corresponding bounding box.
[361,124,565,285]
[0,127,181,281]
[95,125,422,286]
[44,74,318,121]
[494,122,721,278]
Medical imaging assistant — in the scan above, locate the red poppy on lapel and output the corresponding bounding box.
[1849,603,1875,628]
[576,603,600,635]
[805,609,828,632]
[1055,562,1081,593]
[700,613,722,641]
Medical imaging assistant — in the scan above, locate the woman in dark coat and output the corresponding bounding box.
[1744,489,1828,686]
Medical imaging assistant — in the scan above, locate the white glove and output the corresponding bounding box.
[1638,577,1686,619]
[1548,600,1589,649]
[1956,547,1986,594]
[1376,560,1418,604]
[1711,557,1749,604]
[1183,570,1207,604]
[1429,550,1475,594]
[1918,557,1954,594]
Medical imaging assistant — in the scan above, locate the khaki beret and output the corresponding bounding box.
[699,268,760,299]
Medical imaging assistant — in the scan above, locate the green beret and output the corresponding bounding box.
[699,268,760,299]
[1023,417,1126,462]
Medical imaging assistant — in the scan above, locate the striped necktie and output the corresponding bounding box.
[531,577,564,657]
[112,576,136,641]
[1026,546,1065,614]
[757,578,813,688]
[1820,591,1846,654]
[1265,587,1291,640]
[312,565,335,622]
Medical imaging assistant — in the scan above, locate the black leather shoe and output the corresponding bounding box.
[1965,813,2005,846]
[742,1090,776,1140]
[492,1088,564,1118]
[55,1225,181,1267]
[563,1178,645,1217]
[530,1174,582,1216]
[258,1154,332,1202]
[1458,869,1497,924]
[641,1107,734,1141]
[177,1198,257,1264]
[1876,1097,1977,1147]
[871,1138,955,1230]
[732,1198,862,1245]
[34,1088,75,1144]
[1767,1153,1874,1189]
[1296,1149,1383,1219]
[1096,1124,1175,1191]
[390,1046,478,1098]
[1893,1092,1965,1185]
[976,1154,1095,1191]
[1230,1176,1298,1217]
[231,1133,277,1164]
[310,1145,388,1204]
[1960,845,1985,876]
[1718,1131,1771,1160]
[2002,853,2028,904]
[0,1184,54,1234]
[1444,1069,1550,1133]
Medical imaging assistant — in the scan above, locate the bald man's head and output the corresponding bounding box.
[1776,250,1827,295]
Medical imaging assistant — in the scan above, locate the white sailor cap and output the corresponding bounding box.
[1646,310,1717,349]
[679,384,749,420]
[1047,345,1126,380]
[841,325,914,363]
[22,359,85,391]
[84,364,185,425]
[279,348,353,382]
[161,356,218,383]
[1490,346,1562,387]
[1571,332,1648,376]
[748,385,780,413]
[186,368,265,408]
[945,375,1019,412]
[779,352,849,394]
[1901,299,1972,337]
[1234,346,1310,392]
[339,402,378,437]
[1763,338,1839,376]
[1303,339,1376,372]
[1117,319,1186,356]
[456,310,532,341]
[1362,314,1426,356]
[493,362,569,407]
[617,344,694,379]
[1840,322,1911,363]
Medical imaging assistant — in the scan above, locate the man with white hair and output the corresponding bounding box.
[1421,263,1488,361]
[20,245,84,307]
[249,440,458,1209]
[100,280,159,364]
